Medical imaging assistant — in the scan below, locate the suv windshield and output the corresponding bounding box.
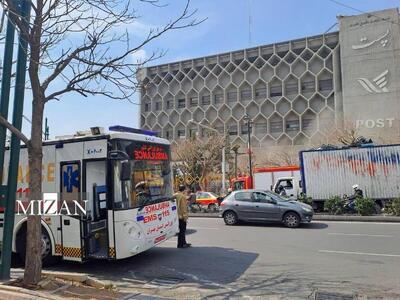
[112,140,173,209]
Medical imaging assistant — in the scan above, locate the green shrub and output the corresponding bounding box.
[325,196,345,215]
[355,197,375,216]
[298,193,313,206]
[385,198,400,216]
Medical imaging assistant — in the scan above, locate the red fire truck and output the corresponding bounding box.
[231,166,301,197]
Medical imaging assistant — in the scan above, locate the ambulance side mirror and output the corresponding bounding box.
[120,161,131,181]
[109,150,129,160]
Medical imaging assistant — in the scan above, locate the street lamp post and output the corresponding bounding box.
[231,145,240,178]
[188,120,226,195]
[243,114,253,189]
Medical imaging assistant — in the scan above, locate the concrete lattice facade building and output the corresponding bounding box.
[139,8,400,151]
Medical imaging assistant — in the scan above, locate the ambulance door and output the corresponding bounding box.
[59,161,84,261]
[56,142,84,262]
[83,159,109,259]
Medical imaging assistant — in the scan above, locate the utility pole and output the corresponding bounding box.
[244,114,253,189]
[44,117,49,140]
[0,4,17,183]
[0,0,31,280]
[231,145,240,178]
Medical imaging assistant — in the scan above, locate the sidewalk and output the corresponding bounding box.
[189,212,400,222]
[0,284,173,300]
[0,267,181,300]
[0,271,170,300]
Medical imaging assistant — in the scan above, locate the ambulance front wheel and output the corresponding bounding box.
[16,224,60,267]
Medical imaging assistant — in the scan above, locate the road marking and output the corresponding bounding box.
[190,217,221,220]
[318,250,400,258]
[320,221,400,225]
[328,233,394,238]
[190,227,219,230]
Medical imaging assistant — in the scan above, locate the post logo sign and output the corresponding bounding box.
[16,193,88,216]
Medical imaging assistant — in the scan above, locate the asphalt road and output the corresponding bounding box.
[13,218,400,299]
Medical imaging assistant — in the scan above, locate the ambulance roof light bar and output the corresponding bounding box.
[109,125,157,137]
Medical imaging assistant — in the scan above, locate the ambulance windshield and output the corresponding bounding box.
[112,140,173,209]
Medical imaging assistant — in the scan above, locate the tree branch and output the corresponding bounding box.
[0,115,30,146]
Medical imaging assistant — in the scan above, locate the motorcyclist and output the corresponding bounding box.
[347,184,363,211]
[349,184,363,200]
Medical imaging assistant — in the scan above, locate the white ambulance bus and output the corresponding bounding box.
[0,126,178,264]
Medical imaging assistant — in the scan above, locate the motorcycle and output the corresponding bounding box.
[343,194,382,214]
[343,194,357,214]
[188,202,202,213]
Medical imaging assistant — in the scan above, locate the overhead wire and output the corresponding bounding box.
[327,0,400,27]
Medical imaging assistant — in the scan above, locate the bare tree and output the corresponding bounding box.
[331,120,359,146]
[0,0,203,285]
[259,147,299,167]
[174,135,226,191]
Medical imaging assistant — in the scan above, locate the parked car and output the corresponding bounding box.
[219,189,313,228]
[196,191,220,211]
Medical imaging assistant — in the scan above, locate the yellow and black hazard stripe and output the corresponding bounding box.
[55,244,63,255]
[62,246,83,258]
[108,247,116,258]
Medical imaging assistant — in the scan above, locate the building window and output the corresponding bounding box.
[189,128,197,137]
[285,83,298,95]
[302,118,314,130]
[177,129,185,138]
[227,90,237,103]
[214,93,223,104]
[228,125,238,136]
[240,89,252,101]
[155,101,161,111]
[270,121,283,133]
[301,80,315,93]
[241,124,251,134]
[319,79,333,91]
[144,103,150,112]
[286,120,300,132]
[255,122,267,134]
[200,128,208,137]
[166,99,173,109]
[202,95,211,105]
[255,86,267,99]
[270,85,282,97]
[165,130,172,139]
[216,126,224,134]
[177,98,185,108]
[190,97,198,107]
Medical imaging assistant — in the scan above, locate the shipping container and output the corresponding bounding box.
[299,145,400,201]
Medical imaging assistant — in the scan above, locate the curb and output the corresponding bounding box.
[313,215,400,222]
[189,213,400,222]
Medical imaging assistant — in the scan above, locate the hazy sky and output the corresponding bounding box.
[12,0,399,138]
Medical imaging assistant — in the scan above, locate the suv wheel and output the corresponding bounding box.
[283,212,300,228]
[223,211,238,225]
